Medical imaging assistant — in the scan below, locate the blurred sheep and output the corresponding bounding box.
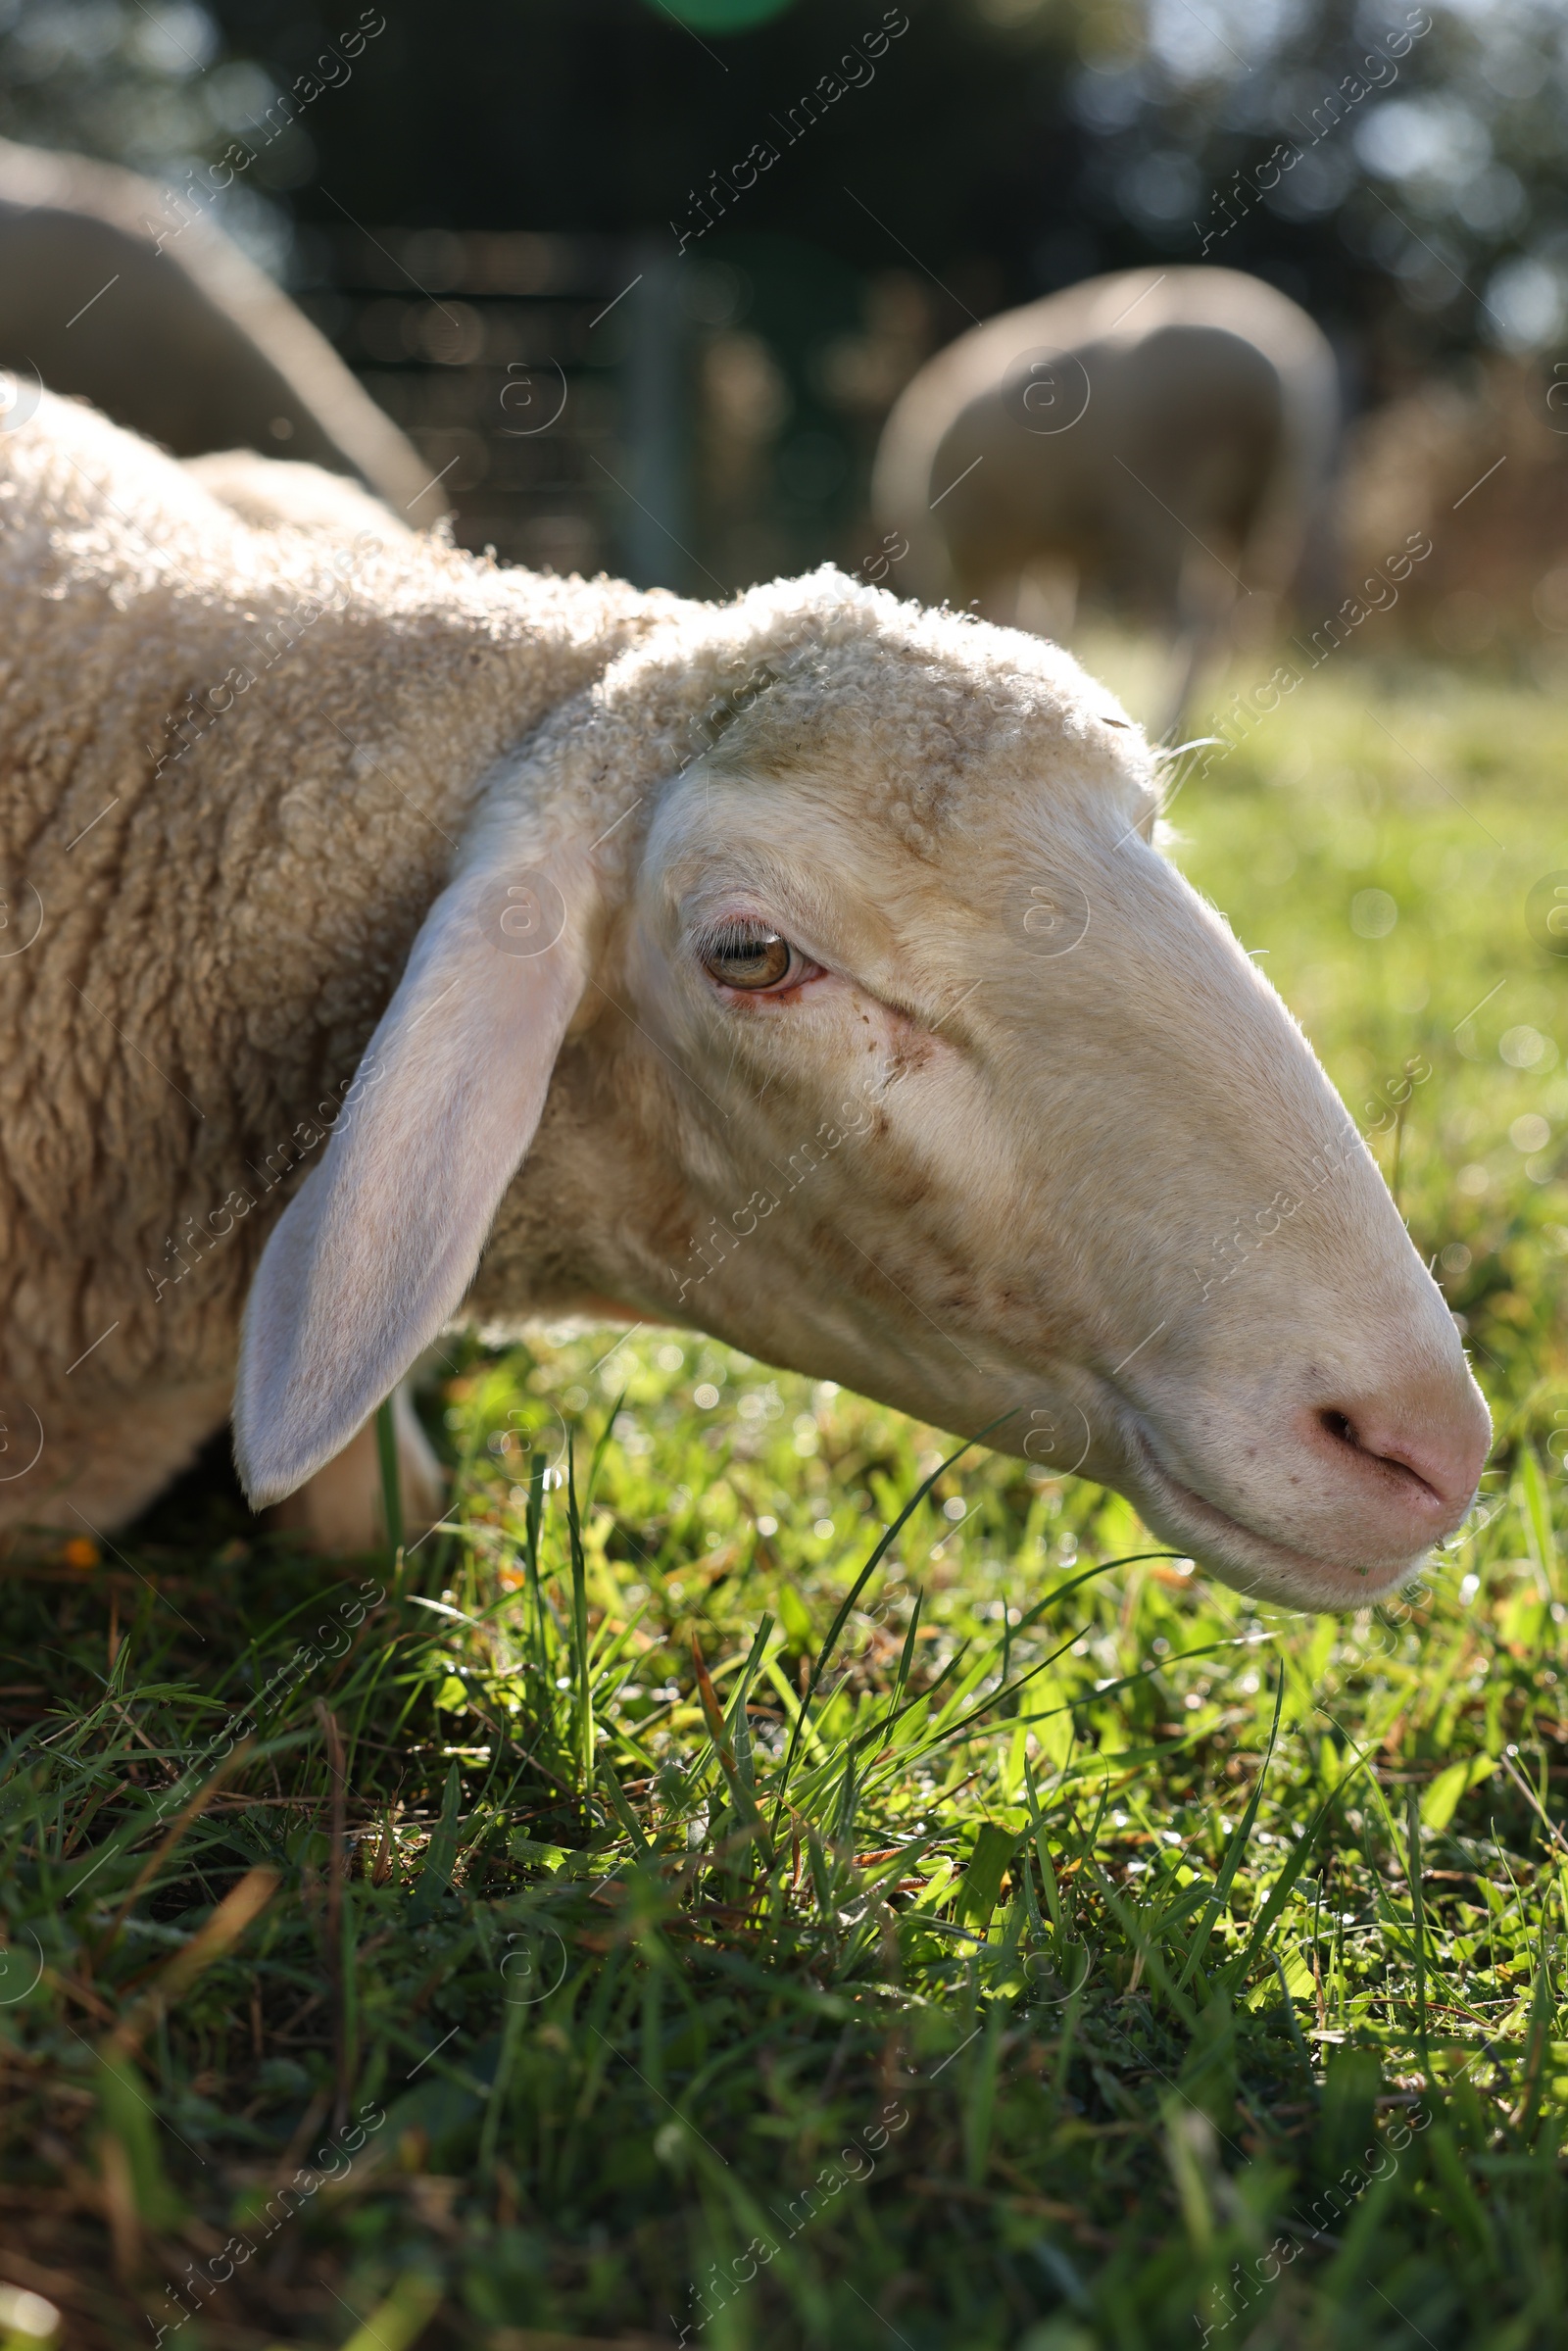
[872,266,1340,707]
[0,134,429,515]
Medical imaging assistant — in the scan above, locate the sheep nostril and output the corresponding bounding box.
[1312,1405,1452,1511]
[1294,1388,1491,1528]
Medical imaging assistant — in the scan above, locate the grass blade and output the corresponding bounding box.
[566,1437,594,1791]
[1176,1663,1286,1993]
[768,1424,998,1827]
[375,1394,404,1570]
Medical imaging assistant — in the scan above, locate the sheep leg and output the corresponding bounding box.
[1159,547,1241,740]
[271,1382,446,1556]
[0,1378,232,1541]
[1013,559,1078,643]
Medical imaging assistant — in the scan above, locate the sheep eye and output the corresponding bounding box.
[701,928,795,991]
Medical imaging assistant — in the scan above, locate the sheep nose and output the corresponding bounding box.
[1305,1392,1491,1532]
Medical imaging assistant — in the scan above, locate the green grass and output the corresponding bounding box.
[3,654,1568,2351]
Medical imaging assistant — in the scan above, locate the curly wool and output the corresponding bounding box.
[490,563,1145,879]
[0,390,1149,1533]
[0,394,662,1524]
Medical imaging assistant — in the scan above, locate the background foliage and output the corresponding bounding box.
[6,0,1568,375]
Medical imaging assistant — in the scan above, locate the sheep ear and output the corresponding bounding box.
[233,856,590,1507]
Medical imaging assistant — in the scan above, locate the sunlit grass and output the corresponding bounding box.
[1,654,1566,2350]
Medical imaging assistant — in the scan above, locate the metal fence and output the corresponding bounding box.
[296,221,932,595]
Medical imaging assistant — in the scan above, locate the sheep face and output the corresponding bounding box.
[236,579,1488,1611]
[565,692,1487,1614]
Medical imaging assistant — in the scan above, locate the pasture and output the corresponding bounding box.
[2,651,1566,2351]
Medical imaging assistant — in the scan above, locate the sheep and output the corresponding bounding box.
[871,267,1339,695]
[0,388,1488,1611]
[0,134,431,516]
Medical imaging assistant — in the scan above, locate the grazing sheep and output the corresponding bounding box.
[0,390,1487,1610]
[872,267,1339,661]
[0,135,430,516]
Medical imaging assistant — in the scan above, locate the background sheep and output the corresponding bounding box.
[871,267,1340,695]
[1,391,1484,1611]
[0,133,430,514]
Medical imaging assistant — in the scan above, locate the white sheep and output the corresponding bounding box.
[0,389,1487,1609]
[872,267,1339,656]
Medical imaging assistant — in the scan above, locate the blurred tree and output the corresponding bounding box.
[5,0,1566,606]
[650,0,798,24]
[1046,0,1568,392]
[5,0,1565,396]
[0,0,220,163]
[0,0,295,272]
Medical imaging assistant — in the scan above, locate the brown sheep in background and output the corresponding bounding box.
[871,266,1340,716]
[0,134,430,515]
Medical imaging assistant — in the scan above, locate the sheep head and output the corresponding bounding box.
[235,568,1489,1610]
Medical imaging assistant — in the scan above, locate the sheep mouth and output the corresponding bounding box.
[1122,1423,1422,1607]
